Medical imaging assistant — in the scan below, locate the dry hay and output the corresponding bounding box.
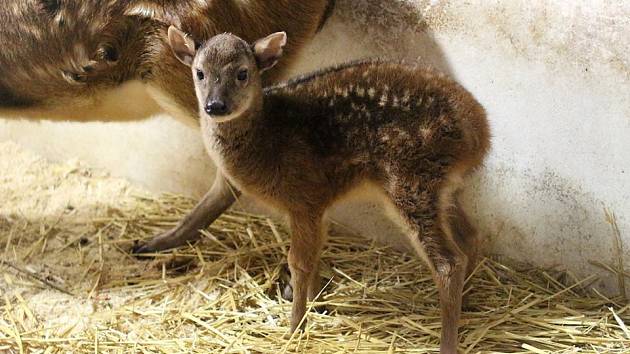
[1,141,629,353]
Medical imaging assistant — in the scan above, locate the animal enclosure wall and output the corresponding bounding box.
[1,0,629,296]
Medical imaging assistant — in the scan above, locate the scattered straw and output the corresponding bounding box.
[605,207,627,302]
[0,141,629,353]
[1,261,74,297]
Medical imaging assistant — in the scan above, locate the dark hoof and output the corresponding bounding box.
[131,240,156,257]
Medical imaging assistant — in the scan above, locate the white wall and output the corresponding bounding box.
[1,0,628,295]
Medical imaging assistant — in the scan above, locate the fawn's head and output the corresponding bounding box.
[168,27,286,123]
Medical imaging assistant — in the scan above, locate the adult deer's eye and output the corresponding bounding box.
[237,68,248,82]
[196,69,204,80]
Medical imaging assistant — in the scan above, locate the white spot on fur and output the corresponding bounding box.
[367,88,376,99]
[379,94,389,107]
[402,90,411,104]
[393,128,409,138]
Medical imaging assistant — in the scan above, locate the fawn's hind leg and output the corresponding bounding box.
[388,179,467,354]
[447,195,480,277]
[287,210,325,332]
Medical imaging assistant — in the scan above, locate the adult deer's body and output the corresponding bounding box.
[0,0,333,111]
[0,0,334,251]
[168,29,490,353]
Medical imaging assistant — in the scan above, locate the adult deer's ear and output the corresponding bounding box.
[167,26,196,66]
[252,32,287,72]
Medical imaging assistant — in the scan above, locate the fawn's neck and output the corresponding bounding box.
[201,94,273,175]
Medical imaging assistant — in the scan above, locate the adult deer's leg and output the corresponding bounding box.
[133,172,239,253]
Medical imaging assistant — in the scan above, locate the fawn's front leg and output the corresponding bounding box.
[133,172,240,253]
[287,211,325,332]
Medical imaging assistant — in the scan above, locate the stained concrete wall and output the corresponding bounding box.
[1,0,629,295]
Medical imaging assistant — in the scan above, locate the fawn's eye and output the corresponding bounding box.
[237,68,248,82]
[196,69,204,80]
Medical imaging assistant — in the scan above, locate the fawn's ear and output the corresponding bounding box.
[168,26,196,66]
[252,32,287,72]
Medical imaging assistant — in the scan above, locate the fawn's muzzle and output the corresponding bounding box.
[205,100,229,116]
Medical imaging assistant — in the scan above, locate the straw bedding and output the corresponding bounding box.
[1,141,628,353]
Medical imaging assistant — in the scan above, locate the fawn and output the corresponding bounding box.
[167,27,490,354]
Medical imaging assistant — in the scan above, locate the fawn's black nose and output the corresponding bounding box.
[205,100,229,116]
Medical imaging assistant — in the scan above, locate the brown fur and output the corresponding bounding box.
[2,0,334,255]
[0,0,333,116]
[171,32,490,353]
